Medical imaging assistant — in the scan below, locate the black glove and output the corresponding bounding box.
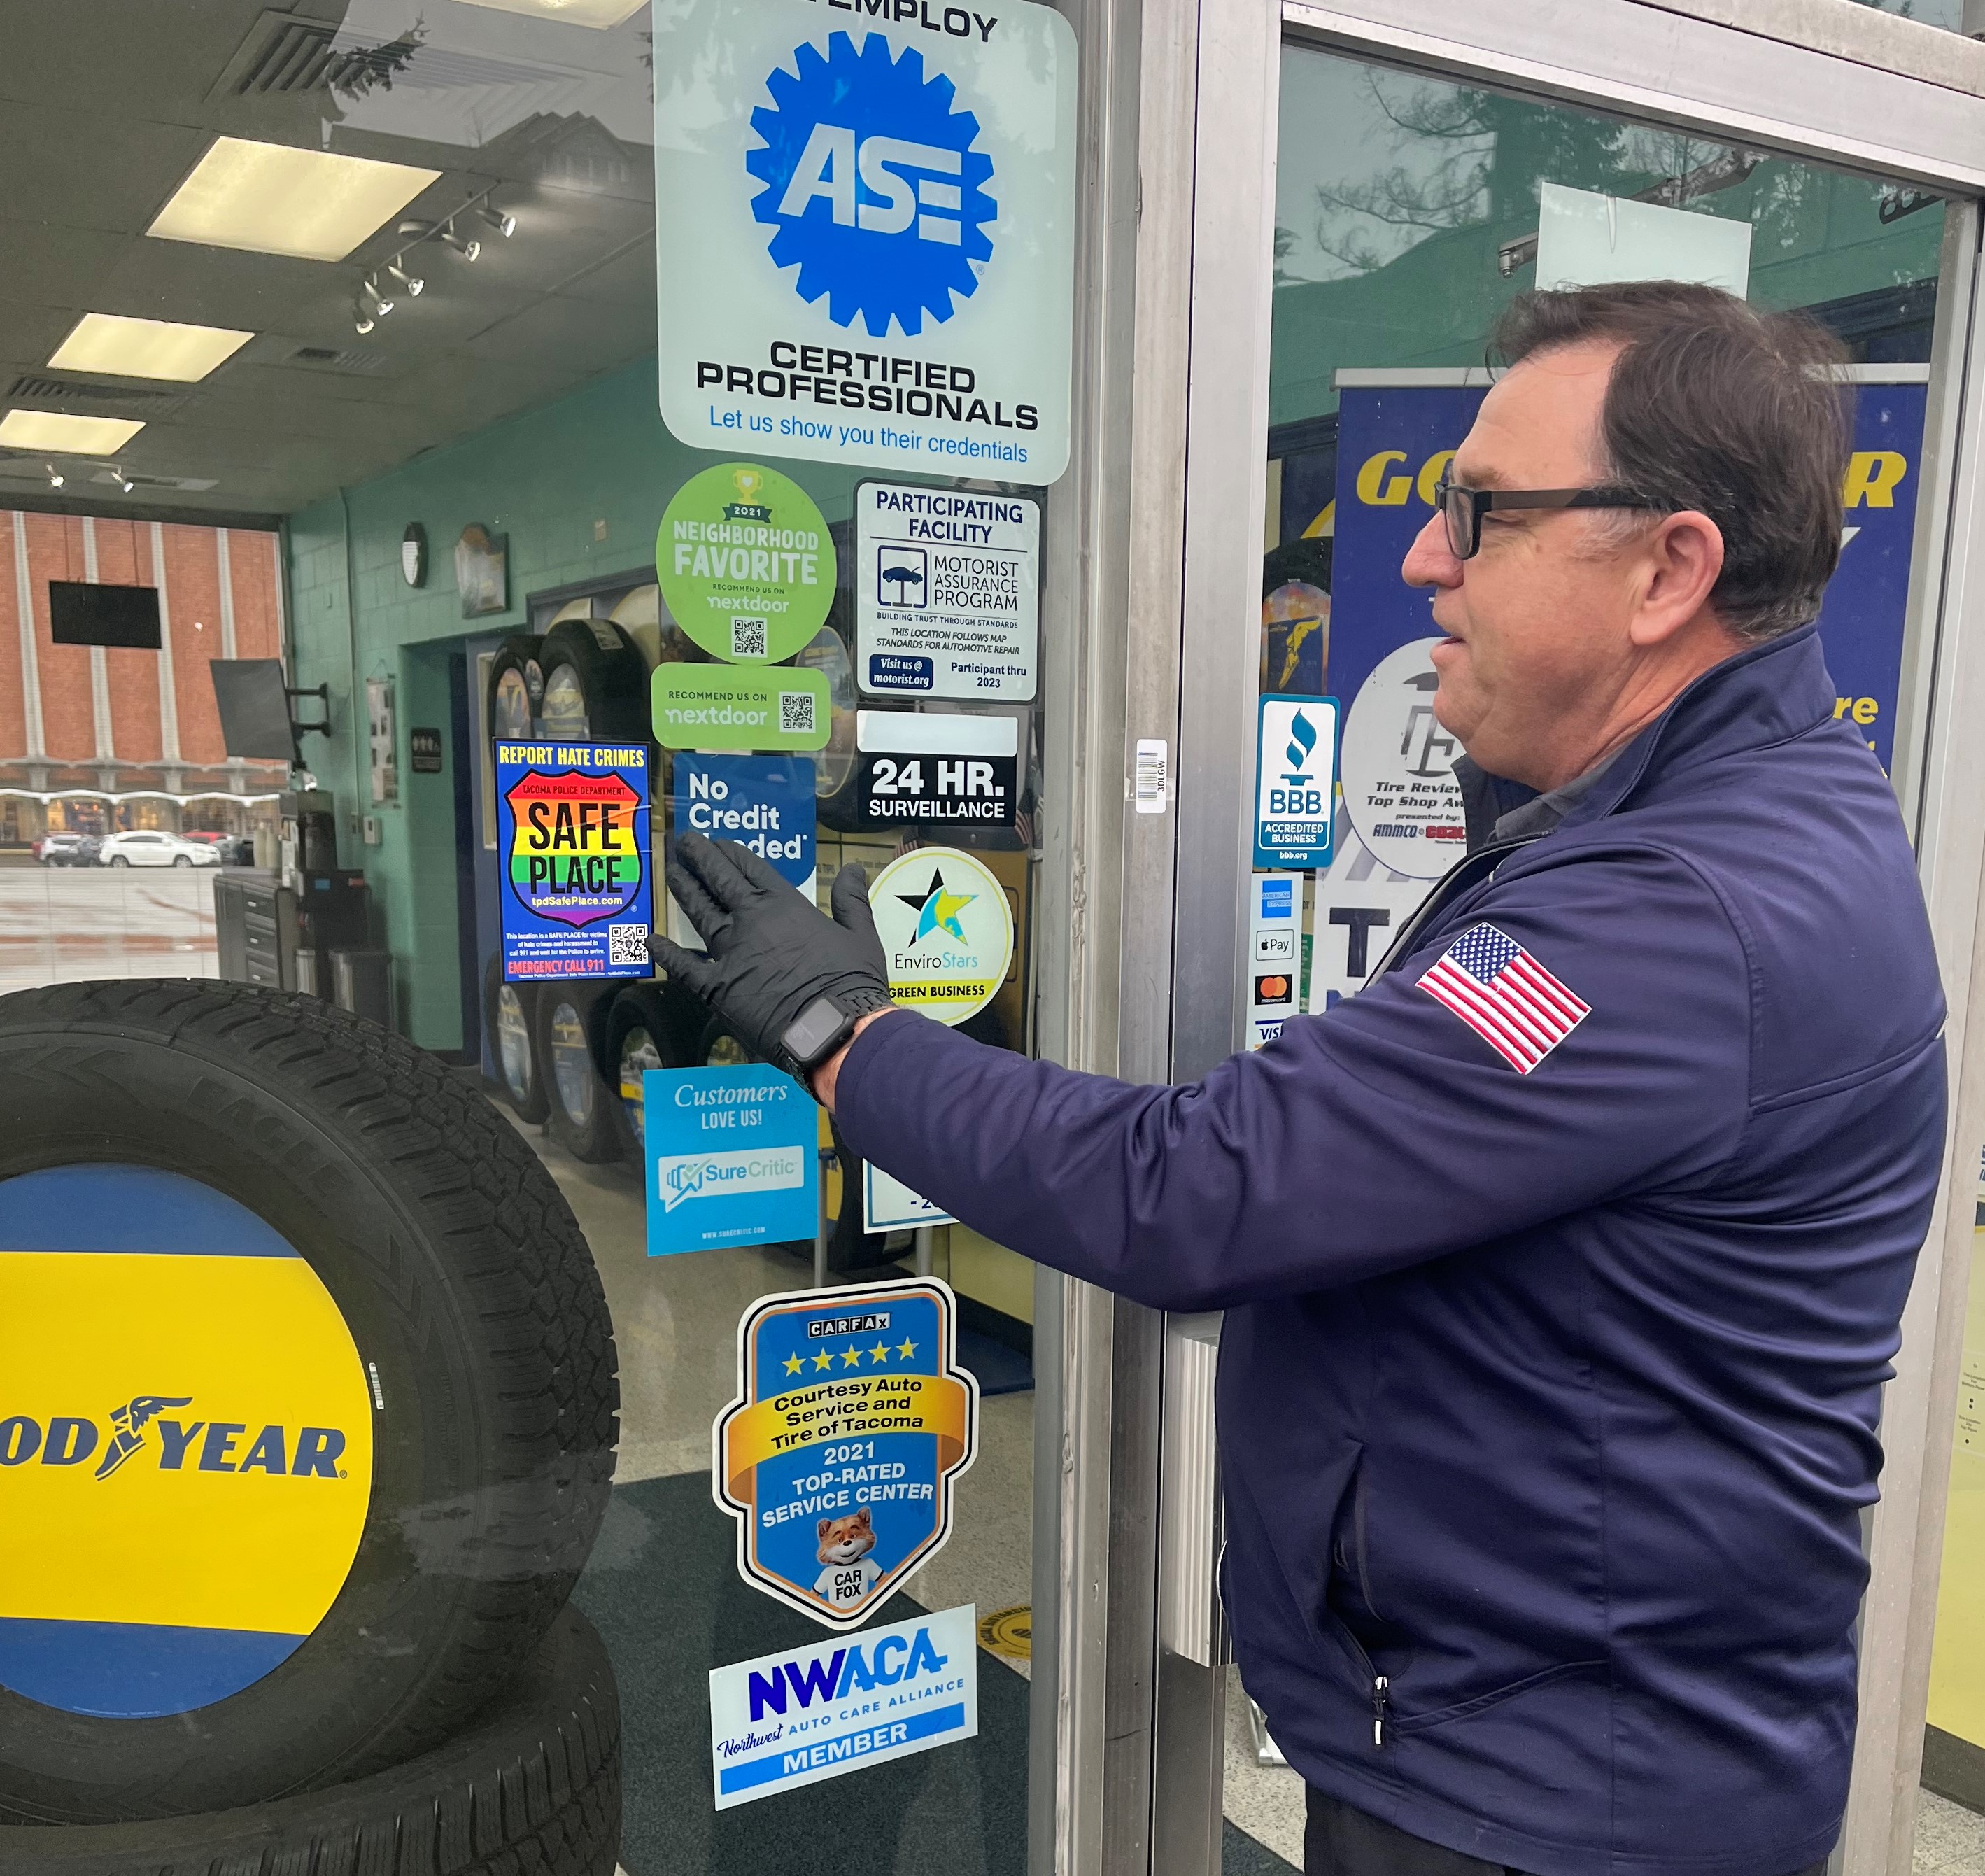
[647,832,891,1075]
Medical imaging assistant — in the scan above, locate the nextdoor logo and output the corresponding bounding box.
[658,1147,807,1213]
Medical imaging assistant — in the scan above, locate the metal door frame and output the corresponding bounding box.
[1031,2,1985,1873]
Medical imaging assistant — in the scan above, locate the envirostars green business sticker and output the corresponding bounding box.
[868,847,1014,1027]
[657,463,835,664]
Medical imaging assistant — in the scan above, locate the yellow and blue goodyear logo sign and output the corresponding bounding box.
[0,1166,372,1719]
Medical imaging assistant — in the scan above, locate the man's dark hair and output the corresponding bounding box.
[1491,282,1851,643]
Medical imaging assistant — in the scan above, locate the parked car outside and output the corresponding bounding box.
[97,830,221,869]
[34,833,82,864]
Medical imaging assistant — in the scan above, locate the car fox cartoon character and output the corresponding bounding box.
[813,1507,882,1610]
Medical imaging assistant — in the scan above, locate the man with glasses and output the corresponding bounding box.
[653,282,1946,1876]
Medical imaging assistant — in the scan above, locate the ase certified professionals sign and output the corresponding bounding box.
[653,0,1077,481]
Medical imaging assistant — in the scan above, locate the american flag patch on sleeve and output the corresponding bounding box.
[1416,923,1590,1073]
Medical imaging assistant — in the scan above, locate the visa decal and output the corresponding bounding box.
[0,1166,373,1720]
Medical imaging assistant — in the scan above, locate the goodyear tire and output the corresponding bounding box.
[0,980,619,1824]
[533,982,620,1164]
[483,953,548,1124]
[604,980,702,1162]
[1,1605,620,1876]
[536,621,649,747]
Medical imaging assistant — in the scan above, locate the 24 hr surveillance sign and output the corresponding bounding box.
[652,0,1077,482]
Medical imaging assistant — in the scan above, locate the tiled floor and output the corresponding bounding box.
[0,865,218,995]
[1917,1789,1985,1876]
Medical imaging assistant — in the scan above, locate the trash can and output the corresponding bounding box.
[330,947,395,1032]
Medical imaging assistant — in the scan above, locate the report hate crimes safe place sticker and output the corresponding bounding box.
[652,0,1078,481]
[712,1279,978,1629]
[495,743,652,980]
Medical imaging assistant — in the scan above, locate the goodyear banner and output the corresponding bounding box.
[708,1602,979,1808]
[495,741,652,982]
[1307,368,1926,1011]
[713,1281,978,1630]
[0,1166,372,1719]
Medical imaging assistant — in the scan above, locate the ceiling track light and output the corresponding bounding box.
[110,467,134,493]
[383,258,424,297]
[474,201,516,239]
[360,276,395,317]
[44,464,64,488]
[353,293,376,335]
[439,219,481,262]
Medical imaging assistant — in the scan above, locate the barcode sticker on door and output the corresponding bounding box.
[1133,738,1168,814]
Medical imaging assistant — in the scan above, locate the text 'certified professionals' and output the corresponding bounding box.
[856,484,1038,700]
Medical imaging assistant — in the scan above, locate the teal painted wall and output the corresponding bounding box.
[286,355,870,1049]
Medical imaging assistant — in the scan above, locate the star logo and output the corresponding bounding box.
[841,1346,863,1367]
[897,1338,917,1360]
[782,1354,803,1377]
[870,1341,891,1364]
[896,868,975,947]
[812,1350,833,1371]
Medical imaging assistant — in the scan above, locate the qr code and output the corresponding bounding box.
[779,691,816,735]
[730,616,768,658]
[608,923,649,966]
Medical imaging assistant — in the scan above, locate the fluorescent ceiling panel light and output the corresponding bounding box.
[0,411,146,456]
[146,137,441,262]
[451,0,647,26]
[48,312,254,383]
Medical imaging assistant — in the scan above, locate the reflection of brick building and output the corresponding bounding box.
[0,511,289,839]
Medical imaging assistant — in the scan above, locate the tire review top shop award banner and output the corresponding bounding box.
[652,0,1078,483]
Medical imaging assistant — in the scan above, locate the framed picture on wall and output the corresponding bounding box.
[455,523,508,619]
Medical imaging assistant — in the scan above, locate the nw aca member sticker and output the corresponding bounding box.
[495,742,652,981]
[867,845,1013,1026]
[714,1280,978,1629]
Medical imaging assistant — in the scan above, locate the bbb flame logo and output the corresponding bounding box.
[94,1394,194,1481]
[746,31,998,336]
[1281,710,1320,786]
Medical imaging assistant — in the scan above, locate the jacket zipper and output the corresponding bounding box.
[1371,1674,1390,1747]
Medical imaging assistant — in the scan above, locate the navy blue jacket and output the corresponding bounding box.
[835,625,1946,1876]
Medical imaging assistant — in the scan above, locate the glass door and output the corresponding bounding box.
[1143,10,1985,1873]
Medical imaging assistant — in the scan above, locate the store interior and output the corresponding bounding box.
[0,3,1980,1872]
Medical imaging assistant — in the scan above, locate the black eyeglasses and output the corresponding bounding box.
[1433,475,1663,560]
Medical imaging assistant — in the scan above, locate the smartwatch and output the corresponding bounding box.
[778,988,897,1078]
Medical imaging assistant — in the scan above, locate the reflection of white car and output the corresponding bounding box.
[97,831,220,869]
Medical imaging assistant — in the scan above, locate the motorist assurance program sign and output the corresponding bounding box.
[495,742,651,981]
[856,481,1038,699]
[653,0,1077,481]
[714,1279,978,1629]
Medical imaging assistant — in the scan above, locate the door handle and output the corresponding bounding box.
[1158,1311,1224,1667]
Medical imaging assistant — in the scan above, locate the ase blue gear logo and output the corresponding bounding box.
[746,31,997,338]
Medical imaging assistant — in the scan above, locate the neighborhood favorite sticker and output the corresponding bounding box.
[867,845,1013,1026]
[713,1279,978,1628]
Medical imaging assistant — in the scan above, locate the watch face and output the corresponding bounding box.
[784,998,847,1063]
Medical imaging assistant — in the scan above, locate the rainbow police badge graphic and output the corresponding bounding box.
[714,1280,978,1629]
[495,741,651,980]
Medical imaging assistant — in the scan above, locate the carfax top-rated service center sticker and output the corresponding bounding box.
[653,0,1078,481]
[714,1280,977,1629]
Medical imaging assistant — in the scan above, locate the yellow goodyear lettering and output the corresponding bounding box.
[1416,451,1456,507]
[1842,451,1907,509]
[1355,451,1413,506]
[0,1251,372,1646]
